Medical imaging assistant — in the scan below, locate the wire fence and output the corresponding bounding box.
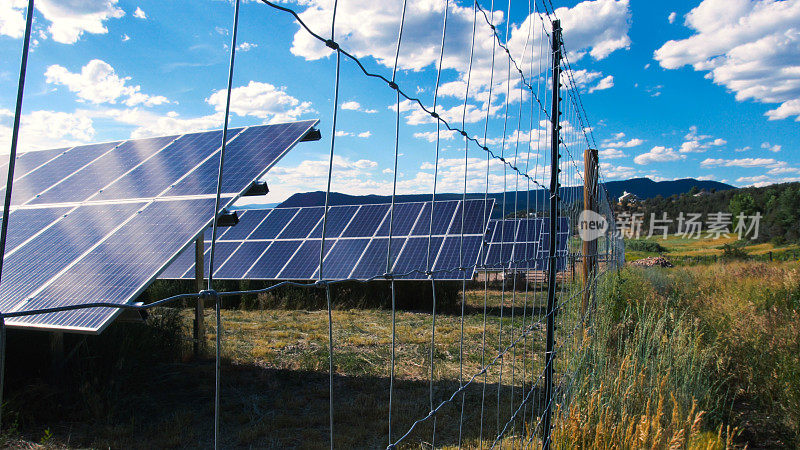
[1,0,625,448]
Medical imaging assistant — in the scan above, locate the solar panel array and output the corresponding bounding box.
[482,217,570,271]
[161,199,494,281]
[0,120,317,333]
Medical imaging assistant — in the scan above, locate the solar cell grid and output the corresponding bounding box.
[1,120,318,332]
[161,199,493,282]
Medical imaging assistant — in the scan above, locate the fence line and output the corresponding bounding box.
[1,0,625,448]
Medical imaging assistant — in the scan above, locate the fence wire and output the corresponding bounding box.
[0,0,625,448]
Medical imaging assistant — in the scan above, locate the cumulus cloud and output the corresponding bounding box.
[340,100,377,113]
[588,75,614,93]
[679,125,727,153]
[133,7,146,19]
[599,162,637,179]
[598,148,627,159]
[413,129,458,142]
[633,146,685,165]
[89,108,222,139]
[45,59,169,107]
[1,0,126,43]
[654,0,800,121]
[700,157,784,168]
[236,42,257,52]
[206,81,314,123]
[668,12,677,24]
[601,133,643,148]
[0,109,95,152]
[760,142,782,152]
[288,0,630,118]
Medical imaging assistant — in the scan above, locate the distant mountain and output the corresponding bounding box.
[277,177,736,217]
[601,178,735,201]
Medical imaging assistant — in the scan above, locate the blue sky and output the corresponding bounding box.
[1,0,798,204]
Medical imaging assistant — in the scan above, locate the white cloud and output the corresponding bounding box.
[121,34,130,42]
[4,0,126,44]
[45,59,169,107]
[413,129,458,142]
[679,125,727,153]
[0,109,95,153]
[206,81,314,123]
[655,0,800,121]
[588,75,614,93]
[133,6,146,19]
[0,0,27,39]
[334,130,351,137]
[237,42,257,52]
[288,0,630,113]
[734,146,751,152]
[357,131,372,138]
[90,108,222,139]
[340,100,378,114]
[598,148,627,159]
[760,142,781,152]
[633,146,685,165]
[668,12,677,24]
[601,135,643,148]
[599,161,637,179]
[700,157,783,168]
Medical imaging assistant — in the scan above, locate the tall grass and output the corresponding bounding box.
[554,262,799,448]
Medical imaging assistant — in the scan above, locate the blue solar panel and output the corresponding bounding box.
[350,237,402,280]
[375,202,423,236]
[340,204,388,237]
[449,199,493,235]
[1,120,317,332]
[92,130,233,200]
[246,240,302,279]
[316,239,369,279]
[10,142,121,205]
[249,208,298,239]
[215,241,268,279]
[277,207,323,239]
[169,121,316,196]
[308,205,359,239]
[392,237,443,279]
[221,209,270,240]
[483,217,569,271]
[412,201,457,235]
[16,198,220,330]
[30,135,179,205]
[434,235,482,279]
[161,199,493,281]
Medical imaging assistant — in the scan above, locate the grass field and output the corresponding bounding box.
[1,259,797,448]
[625,233,800,261]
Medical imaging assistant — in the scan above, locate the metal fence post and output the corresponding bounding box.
[582,148,598,322]
[542,18,562,450]
[194,237,205,357]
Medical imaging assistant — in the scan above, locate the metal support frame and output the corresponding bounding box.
[542,19,561,450]
[194,237,205,356]
[582,148,598,322]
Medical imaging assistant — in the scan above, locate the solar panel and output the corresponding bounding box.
[482,217,570,271]
[161,199,495,281]
[0,120,318,333]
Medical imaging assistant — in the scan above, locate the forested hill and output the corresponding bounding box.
[618,182,800,244]
[277,177,734,215]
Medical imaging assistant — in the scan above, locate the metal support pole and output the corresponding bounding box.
[194,237,205,357]
[0,0,35,432]
[581,148,598,322]
[542,19,561,450]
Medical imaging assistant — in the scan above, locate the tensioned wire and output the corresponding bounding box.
[316,0,341,447]
[206,0,241,446]
[457,0,478,445]
[478,0,498,446]
[494,0,515,441]
[423,0,448,445]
